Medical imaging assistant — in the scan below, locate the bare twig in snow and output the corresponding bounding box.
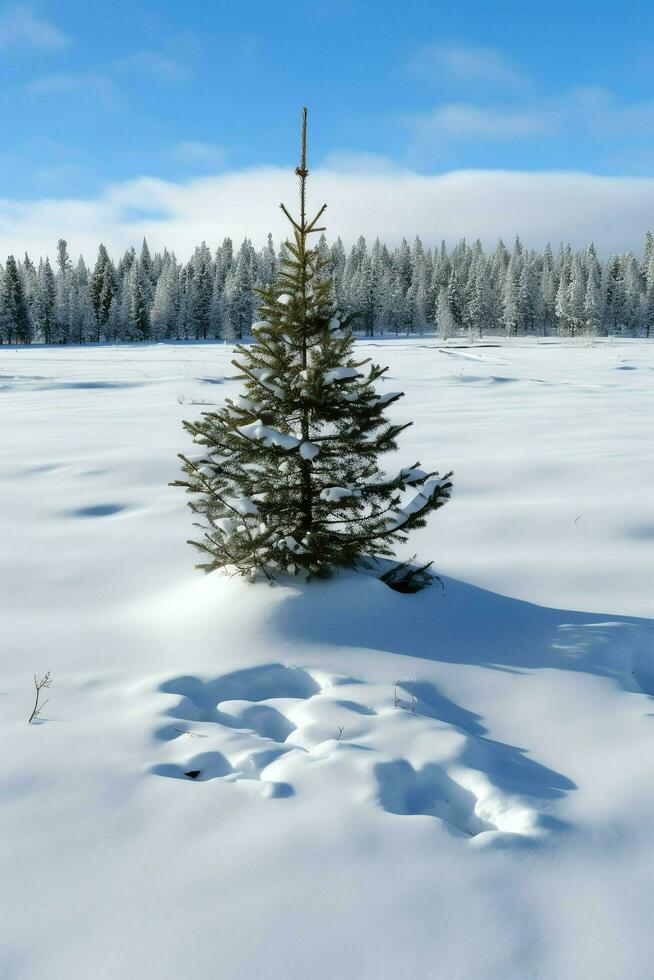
[28,670,52,724]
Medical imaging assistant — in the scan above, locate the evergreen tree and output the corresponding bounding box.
[330,237,347,309]
[106,293,124,343]
[152,255,181,340]
[21,253,38,329]
[0,255,31,343]
[408,237,430,333]
[469,258,494,338]
[351,254,375,336]
[139,238,156,304]
[583,263,604,335]
[54,239,73,343]
[502,253,520,336]
[541,263,557,336]
[190,242,214,339]
[621,255,643,335]
[224,240,256,338]
[127,261,151,340]
[70,256,95,344]
[641,231,654,279]
[258,232,277,288]
[435,288,456,338]
[555,260,571,335]
[643,254,654,339]
[172,109,452,580]
[32,258,56,343]
[567,256,586,337]
[89,244,117,338]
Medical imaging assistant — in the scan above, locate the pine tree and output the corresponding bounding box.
[502,253,520,336]
[127,261,151,340]
[643,254,654,339]
[54,239,72,343]
[469,258,494,338]
[70,256,95,344]
[152,254,181,340]
[32,258,56,343]
[258,232,277,288]
[555,259,571,335]
[224,240,257,338]
[567,256,586,338]
[0,255,31,343]
[583,263,604,336]
[172,109,452,581]
[190,242,213,339]
[89,244,117,339]
[435,288,456,339]
[641,231,654,278]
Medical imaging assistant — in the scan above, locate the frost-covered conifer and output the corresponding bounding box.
[127,261,151,340]
[435,288,456,339]
[583,263,604,335]
[90,244,117,336]
[32,258,56,344]
[568,256,586,337]
[0,255,31,343]
[54,239,72,344]
[172,109,452,581]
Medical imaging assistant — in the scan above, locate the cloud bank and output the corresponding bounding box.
[1,166,654,262]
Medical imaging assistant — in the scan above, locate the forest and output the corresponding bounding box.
[1,230,654,345]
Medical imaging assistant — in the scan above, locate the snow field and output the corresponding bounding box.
[1,337,653,980]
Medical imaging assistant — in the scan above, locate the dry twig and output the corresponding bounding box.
[28,670,53,724]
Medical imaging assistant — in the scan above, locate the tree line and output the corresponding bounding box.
[1,231,654,345]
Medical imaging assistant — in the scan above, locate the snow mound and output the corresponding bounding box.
[151,660,547,842]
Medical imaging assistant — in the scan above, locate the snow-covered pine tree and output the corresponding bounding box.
[32,258,56,344]
[172,109,452,581]
[0,255,31,344]
[54,239,73,344]
[435,287,456,339]
[89,244,117,340]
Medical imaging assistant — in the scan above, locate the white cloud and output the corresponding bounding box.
[406,86,654,147]
[321,151,403,174]
[114,50,185,81]
[170,141,227,167]
[1,167,654,263]
[408,44,526,89]
[27,72,118,108]
[407,103,553,141]
[0,3,68,48]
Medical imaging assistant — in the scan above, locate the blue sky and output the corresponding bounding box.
[3,0,654,198]
[3,0,654,258]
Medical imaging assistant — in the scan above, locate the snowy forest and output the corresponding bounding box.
[2,230,654,345]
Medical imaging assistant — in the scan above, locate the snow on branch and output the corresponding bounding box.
[300,441,320,460]
[385,477,452,531]
[237,420,301,450]
[373,391,404,406]
[323,367,361,385]
[319,486,362,502]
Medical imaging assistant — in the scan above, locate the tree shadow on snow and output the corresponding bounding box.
[270,573,654,697]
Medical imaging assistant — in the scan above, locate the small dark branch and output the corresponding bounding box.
[305,204,328,232]
[279,204,302,232]
[336,725,345,741]
[174,727,209,739]
[28,670,52,723]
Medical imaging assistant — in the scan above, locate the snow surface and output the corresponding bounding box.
[1,338,654,980]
